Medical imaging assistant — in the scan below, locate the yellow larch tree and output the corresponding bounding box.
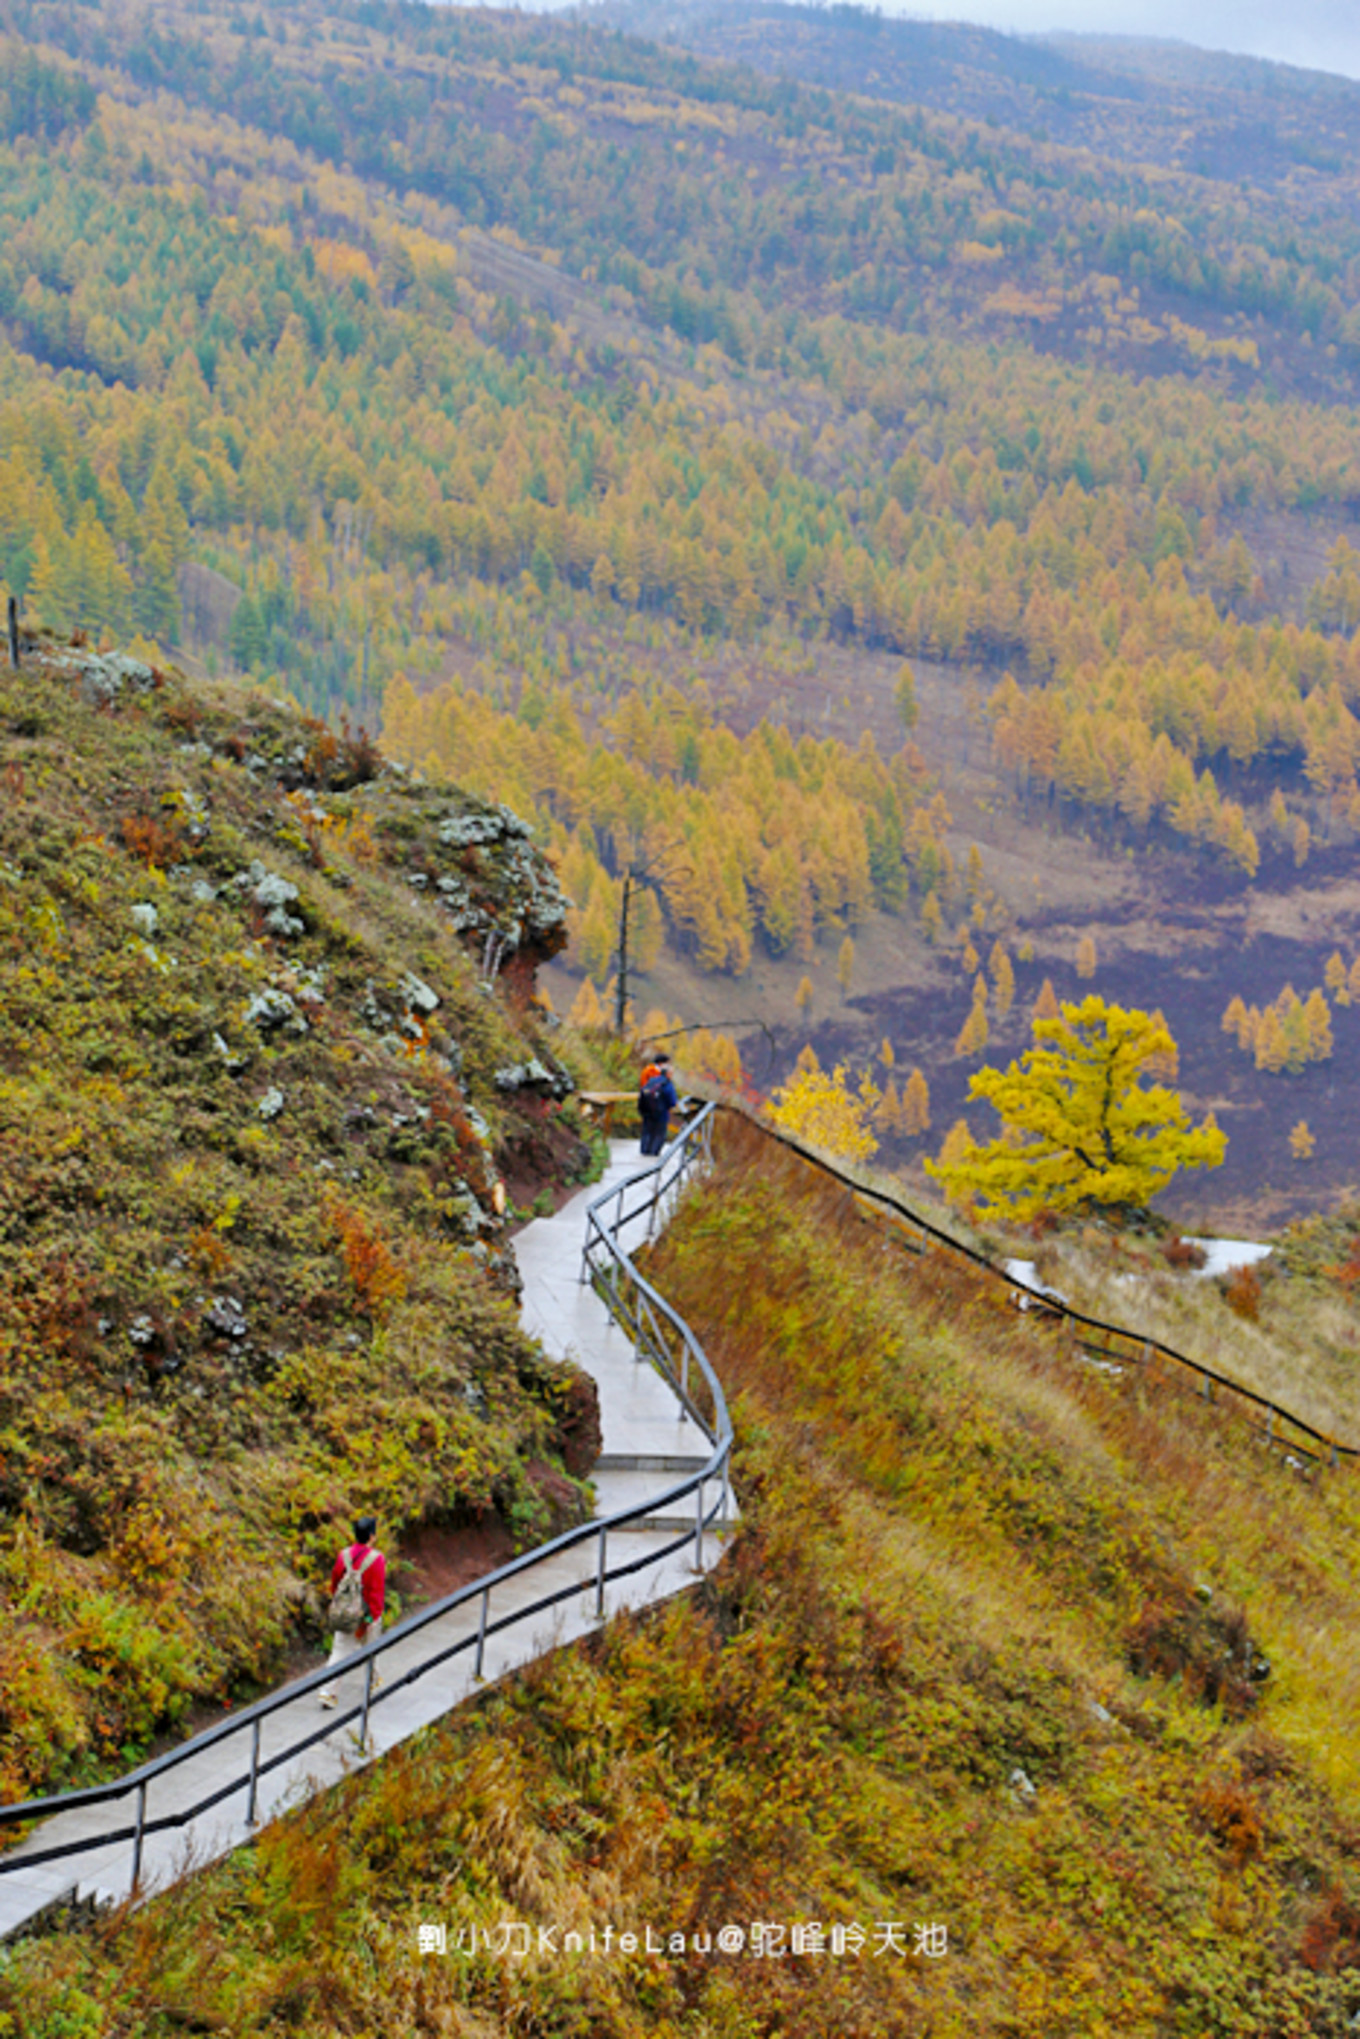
[1304,988,1334,1063]
[926,996,1225,1217]
[954,974,990,1058]
[990,941,1015,1020]
[876,1076,902,1136]
[1325,952,1349,1004]
[766,1057,879,1164]
[568,977,606,1030]
[901,1068,931,1136]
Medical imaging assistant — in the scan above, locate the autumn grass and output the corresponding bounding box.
[11,1113,1360,2031]
[1022,1214,1360,1444]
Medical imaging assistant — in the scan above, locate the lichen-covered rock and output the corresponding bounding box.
[400,972,440,1015]
[76,652,156,707]
[243,987,303,1034]
[233,860,305,938]
[494,1057,572,1099]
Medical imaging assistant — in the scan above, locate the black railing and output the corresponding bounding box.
[0,1107,731,1911]
[720,1100,1356,1470]
[6,1089,1341,1927]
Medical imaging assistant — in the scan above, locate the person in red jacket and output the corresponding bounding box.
[318,1514,386,1710]
[638,1051,678,1156]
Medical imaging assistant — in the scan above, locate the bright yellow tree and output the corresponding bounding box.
[954,974,989,1057]
[926,996,1225,1217]
[766,1056,879,1163]
[901,1068,931,1136]
[875,1076,902,1135]
[568,977,606,1029]
[1325,952,1349,1004]
[990,941,1015,1020]
[1290,1120,1316,1160]
[1033,977,1060,1022]
[1304,988,1334,1063]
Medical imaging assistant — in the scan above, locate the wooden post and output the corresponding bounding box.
[7,596,17,670]
[614,869,632,1034]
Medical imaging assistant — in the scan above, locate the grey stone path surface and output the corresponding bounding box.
[0,1140,724,1939]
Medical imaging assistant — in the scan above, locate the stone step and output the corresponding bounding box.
[590,1466,738,1537]
[594,1451,714,1473]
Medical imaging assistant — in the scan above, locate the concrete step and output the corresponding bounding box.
[594,1451,714,1473]
[591,1466,739,1536]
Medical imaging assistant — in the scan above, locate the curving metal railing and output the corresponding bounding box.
[4,1090,1343,1931]
[0,1105,731,1917]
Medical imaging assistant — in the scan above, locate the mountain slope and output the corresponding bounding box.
[591,0,1360,195]
[7,1117,1360,2030]
[0,638,598,1798]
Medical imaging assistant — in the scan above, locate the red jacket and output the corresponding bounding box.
[330,1541,386,1630]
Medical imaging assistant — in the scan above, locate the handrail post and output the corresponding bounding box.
[595,1523,607,1619]
[246,1717,261,1827]
[694,1479,705,1572]
[359,1656,375,1752]
[474,1585,490,1680]
[131,1779,147,1896]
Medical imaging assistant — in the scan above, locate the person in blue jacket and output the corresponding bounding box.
[637,1051,678,1156]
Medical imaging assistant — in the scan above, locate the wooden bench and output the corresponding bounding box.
[576,1090,701,1139]
[576,1091,643,1137]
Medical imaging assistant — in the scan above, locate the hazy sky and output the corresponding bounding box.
[886,1,1360,80]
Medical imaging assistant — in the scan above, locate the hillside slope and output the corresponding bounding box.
[0,639,600,1800]
[592,0,1360,198]
[10,1117,1360,2033]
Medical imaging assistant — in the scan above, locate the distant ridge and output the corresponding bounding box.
[584,0,1360,188]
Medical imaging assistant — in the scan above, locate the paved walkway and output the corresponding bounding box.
[0,1141,723,1939]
